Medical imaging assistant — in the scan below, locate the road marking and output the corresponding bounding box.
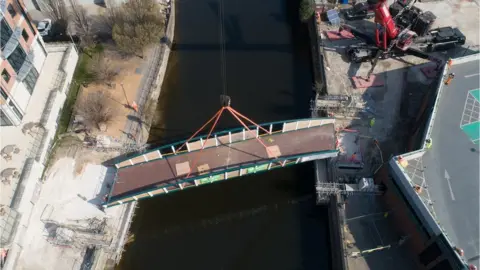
[465,73,480,78]
[444,170,456,201]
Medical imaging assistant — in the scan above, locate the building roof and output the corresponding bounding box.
[391,54,480,268]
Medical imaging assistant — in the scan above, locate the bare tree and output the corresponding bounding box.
[39,0,69,21]
[101,0,123,33]
[75,90,115,130]
[91,57,119,86]
[112,0,164,58]
[68,0,95,47]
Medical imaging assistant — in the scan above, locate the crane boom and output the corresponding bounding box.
[373,0,399,40]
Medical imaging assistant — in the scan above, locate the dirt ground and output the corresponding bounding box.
[77,47,154,142]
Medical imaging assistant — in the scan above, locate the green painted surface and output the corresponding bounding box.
[199,174,222,184]
[246,164,268,174]
[470,89,480,102]
[461,122,480,141]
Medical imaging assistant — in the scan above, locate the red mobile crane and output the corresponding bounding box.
[342,0,466,79]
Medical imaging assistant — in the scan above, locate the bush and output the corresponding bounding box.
[299,0,314,22]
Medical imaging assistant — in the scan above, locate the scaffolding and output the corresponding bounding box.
[45,218,112,248]
[316,178,385,203]
[41,200,113,249]
[311,94,367,119]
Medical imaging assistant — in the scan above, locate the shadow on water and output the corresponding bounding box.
[116,0,331,268]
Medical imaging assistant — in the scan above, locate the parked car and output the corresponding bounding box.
[343,2,375,21]
[37,19,52,36]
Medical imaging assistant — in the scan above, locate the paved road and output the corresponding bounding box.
[423,59,480,267]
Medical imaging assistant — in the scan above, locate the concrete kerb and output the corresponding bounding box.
[112,201,137,264]
[143,0,176,133]
[124,0,176,146]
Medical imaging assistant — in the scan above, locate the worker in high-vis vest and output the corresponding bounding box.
[425,138,432,149]
[445,73,455,85]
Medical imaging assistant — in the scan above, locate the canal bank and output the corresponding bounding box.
[105,0,177,267]
[116,0,333,269]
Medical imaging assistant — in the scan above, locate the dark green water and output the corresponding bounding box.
[116,0,331,269]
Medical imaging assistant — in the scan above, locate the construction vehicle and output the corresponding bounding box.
[343,2,375,21]
[342,0,466,79]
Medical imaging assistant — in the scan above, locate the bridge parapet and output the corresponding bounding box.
[115,118,336,169]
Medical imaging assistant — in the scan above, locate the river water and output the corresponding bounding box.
[116,0,331,269]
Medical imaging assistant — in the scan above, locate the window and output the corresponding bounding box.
[0,87,8,100]
[8,100,23,120]
[0,111,13,126]
[2,69,11,83]
[1,19,13,48]
[7,4,16,18]
[7,45,26,73]
[22,29,29,42]
[23,67,39,94]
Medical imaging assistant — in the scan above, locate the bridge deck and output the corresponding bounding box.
[111,123,335,199]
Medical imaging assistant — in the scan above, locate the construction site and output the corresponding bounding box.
[1,0,477,269]
[311,0,479,269]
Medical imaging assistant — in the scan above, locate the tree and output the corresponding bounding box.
[101,0,123,33]
[91,57,119,86]
[39,0,69,21]
[75,90,115,130]
[69,0,95,47]
[112,0,164,58]
[299,0,314,23]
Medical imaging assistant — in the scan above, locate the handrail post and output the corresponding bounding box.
[229,132,232,144]
[171,146,176,154]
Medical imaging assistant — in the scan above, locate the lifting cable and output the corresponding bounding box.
[175,0,282,179]
[218,0,228,97]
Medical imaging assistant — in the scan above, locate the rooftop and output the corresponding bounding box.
[392,54,480,267]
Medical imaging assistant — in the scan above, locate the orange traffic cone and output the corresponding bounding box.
[131,101,139,112]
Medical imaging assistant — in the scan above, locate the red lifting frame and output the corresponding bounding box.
[177,106,280,178]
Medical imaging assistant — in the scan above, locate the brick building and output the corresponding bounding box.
[1,1,78,268]
[1,0,47,126]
